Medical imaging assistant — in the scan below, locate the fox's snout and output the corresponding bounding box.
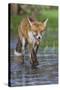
[34,33,42,45]
[37,36,40,39]
[36,33,42,40]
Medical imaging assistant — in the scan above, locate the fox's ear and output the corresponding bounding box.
[43,18,48,27]
[28,17,34,27]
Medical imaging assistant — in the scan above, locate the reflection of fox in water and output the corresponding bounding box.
[15,17,48,66]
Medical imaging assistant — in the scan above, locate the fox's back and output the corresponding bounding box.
[18,17,31,39]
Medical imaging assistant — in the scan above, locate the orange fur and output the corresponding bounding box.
[15,17,48,65]
[18,17,47,43]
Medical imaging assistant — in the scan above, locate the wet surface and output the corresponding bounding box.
[9,47,58,86]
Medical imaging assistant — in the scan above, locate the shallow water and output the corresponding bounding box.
[9,37,58,87]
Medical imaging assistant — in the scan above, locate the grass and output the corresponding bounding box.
[36,9,58,48]
[10,9,58,47]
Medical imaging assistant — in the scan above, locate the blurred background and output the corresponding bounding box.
[10,4,58,48]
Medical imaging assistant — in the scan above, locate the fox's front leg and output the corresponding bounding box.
[31,47,39,66]
[29,44,39,66]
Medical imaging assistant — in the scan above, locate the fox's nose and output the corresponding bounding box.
[36,33,42,40]
[38,36,40,39]
[36,36,41,40]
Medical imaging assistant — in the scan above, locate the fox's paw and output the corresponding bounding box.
[30,60,39,66]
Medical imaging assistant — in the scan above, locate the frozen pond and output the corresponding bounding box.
[9,37,58,87]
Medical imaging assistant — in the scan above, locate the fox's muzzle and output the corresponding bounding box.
[36,33,42,40]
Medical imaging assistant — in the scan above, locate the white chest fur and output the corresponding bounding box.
[28,31,36,44]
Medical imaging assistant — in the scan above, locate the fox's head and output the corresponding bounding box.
[28,17,48,42]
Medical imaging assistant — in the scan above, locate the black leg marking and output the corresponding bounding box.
[31,48,39,66]
[16,37,22,53]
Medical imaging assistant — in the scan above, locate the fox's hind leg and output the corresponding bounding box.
[16,37,22,53]
[15,37,24,64]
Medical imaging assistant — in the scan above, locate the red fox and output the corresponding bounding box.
[14,17,48,66]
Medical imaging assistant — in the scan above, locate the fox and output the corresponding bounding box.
[14,16,48,66]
